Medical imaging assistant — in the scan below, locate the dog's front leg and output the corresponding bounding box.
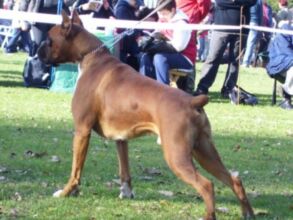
[116,140,134,199]
[54,131,91,197]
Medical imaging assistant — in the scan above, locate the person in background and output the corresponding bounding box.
[242,0,262,68]
[193,0,256,99]
[175,0,211,94]
[114,0,140,70]
[4,0,32,53]
[76,0,114,19]
[20,0,74,55]
[266,23,293,110]
[252,0,272,67]
[139,0,196,87]
[277,0,292,24]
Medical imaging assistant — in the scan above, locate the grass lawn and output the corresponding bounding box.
[0,50,292,220]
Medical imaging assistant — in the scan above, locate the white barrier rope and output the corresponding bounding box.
[0,9,292,35]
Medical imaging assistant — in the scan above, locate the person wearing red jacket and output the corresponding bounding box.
[175,0,211,93]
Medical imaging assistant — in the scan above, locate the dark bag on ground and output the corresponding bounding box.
[138,36,177,54]
[229,85,258,105]
[23,56,51,88]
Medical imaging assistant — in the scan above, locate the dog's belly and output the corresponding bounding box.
[100,121,159,140]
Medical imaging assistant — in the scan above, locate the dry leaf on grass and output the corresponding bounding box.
[24,150,47,158]
[255,209,269,216]
[143,167,162,176]
[10,208,18,218]
[12,192,22,201]
[50,155,61,163]
[0,166,8,173]
[158,190,174,197]
[216,207,229,213]
[138,176,153,181]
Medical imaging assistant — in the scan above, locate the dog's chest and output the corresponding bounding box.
[98,121,159,141]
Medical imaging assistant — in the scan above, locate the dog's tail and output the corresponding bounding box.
[190,95,209,108]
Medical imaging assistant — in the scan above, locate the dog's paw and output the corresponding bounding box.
[53,189,63,197]
[119,182,134,199]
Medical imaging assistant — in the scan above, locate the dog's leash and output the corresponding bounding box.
[87,0,172,55]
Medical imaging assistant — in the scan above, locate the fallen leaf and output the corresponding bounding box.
[255,209,269,216]
[286,130,293,137]
[10,152,16,158]
[41,182,49,188]
[233,144,241,152]
[0,166,8,173]
[243,170,249,175]
[105,181,114,189]
[15,170,28,175]
[10,208,18,218]
[138,176,153,181]
[143,167,161,176]
[12,192,22,201]
[158,190,174,197]
[112,179,121,185]
[216,207,229,213]
[50,155,61,163]
[249,191,260,198]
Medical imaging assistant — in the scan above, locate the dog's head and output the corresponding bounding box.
[37,10,84,65]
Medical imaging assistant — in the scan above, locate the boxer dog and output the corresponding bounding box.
[37,11,254,220]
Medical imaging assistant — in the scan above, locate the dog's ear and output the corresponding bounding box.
[61,10,72,37]
[71,9,83,27]
[191,95,209,108]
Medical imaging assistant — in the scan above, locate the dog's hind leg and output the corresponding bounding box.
[192,138,254,219]
[116,140,134,199]
[53,129,91,197]
[161,143,216,220]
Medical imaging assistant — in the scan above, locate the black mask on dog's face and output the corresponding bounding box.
[37,10,83,65]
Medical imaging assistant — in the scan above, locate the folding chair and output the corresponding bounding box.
[0,25,14,49]
[169,68,193,88]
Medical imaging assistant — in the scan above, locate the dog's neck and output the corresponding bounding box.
[73,29,110,63]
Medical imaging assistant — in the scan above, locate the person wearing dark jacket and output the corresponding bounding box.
[76,0,114,19]
[266,23,293,110]
[194,0,257,98]
[114,0,140,70]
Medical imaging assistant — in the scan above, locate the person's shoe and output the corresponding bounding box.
[279,99,293,110]
[193,88,207,96]
[4,47,17,53]
[220,88,230,99]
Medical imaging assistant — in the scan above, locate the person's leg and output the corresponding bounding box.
[5,28,21,52]
[153,53,193,85]
[222,36,239,93]
[283,66,293,96]
[195,31,229,94]
[31,23,53,55]
[242,25,259,67]
[139,53,156,80]
[20,30,32,53]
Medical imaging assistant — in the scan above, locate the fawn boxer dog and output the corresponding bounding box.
[37,11,254,220]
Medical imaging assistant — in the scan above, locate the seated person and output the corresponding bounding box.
[114,0,140,70]
[266,22,293,110]
[76,0,114,18]
[139,0,195,89]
